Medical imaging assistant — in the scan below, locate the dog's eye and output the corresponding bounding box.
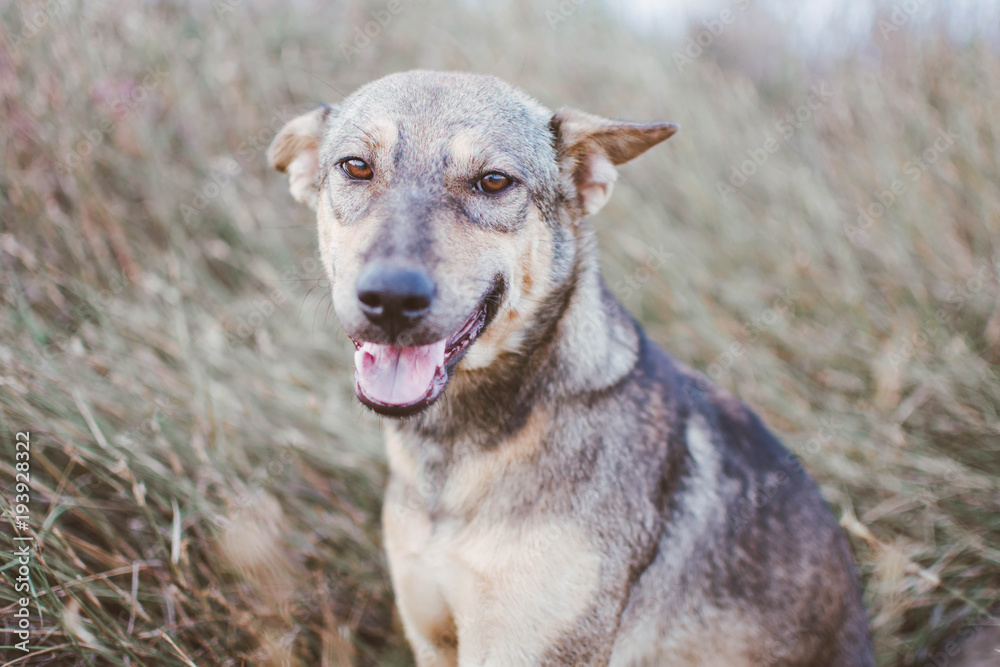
[341,158,374,181]
[476,172,513,195]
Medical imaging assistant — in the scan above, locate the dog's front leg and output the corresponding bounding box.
[452,598,618,667]
[383,478,459,667]
[444,520,616,667]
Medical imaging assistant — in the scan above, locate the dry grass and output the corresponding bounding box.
[0,0,997,664]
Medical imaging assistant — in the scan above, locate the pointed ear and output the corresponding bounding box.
[551,107,677,216]
[267,104,335,210]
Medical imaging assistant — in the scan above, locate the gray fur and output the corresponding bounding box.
[268,70,874,666]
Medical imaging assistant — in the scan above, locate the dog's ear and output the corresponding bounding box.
[551,108,677,216]
[268,104,335,210]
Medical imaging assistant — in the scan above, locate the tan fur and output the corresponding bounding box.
[461,206,554,370]
[269,71,873,667]
[384,481,601,667]
[383,489,457,666]
[552,107,678,216]
[384,408,557,666]
[610,607,762,667]
[266,105,330,209]
[446,130,491,176]
[438,406,547,514]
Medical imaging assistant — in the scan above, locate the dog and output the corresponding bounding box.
[268,70,874,666]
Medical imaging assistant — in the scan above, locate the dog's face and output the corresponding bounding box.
[269,70,675,417]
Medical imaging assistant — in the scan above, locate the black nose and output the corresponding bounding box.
[356,264,436,336]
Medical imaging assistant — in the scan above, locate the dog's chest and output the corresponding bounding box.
[382,426,603,660]
[384,491,602,660]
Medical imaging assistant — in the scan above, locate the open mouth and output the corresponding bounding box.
[350,278,504,417]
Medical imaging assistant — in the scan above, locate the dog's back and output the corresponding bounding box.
[604,330,873,665]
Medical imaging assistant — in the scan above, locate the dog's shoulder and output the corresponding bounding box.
[631,331,796,476]
[627,335,872,664]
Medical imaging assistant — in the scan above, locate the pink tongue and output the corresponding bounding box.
[354,339,447,406]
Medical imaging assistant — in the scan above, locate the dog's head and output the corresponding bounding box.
[269,70,676,417]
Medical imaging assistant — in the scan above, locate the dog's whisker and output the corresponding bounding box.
[298,285,327,318]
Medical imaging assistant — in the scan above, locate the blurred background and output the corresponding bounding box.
[1,0,998,664]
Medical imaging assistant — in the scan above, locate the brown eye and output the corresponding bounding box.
[476,172,513,194]
[341,158,373,181]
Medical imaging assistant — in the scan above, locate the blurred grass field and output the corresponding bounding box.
[1,0,998,664]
